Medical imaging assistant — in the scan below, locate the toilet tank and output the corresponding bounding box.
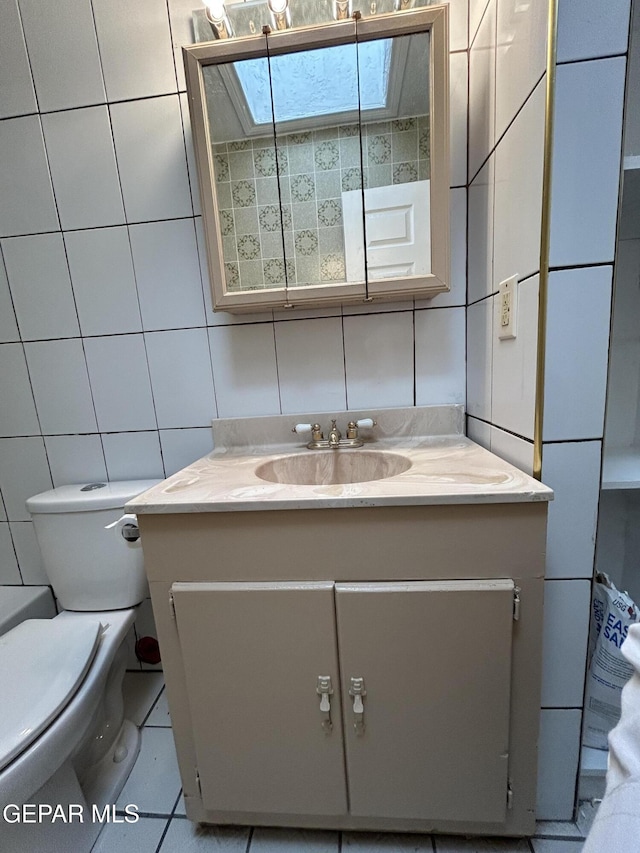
[26,481,160,612]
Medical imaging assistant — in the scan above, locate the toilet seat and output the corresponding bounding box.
[0,619,102,772]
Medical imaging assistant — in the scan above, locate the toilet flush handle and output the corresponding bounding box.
[104,513,140,544]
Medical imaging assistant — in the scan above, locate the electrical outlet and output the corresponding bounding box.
[498,275,518,341]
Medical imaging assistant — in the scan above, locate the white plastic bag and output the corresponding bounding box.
[583,573,640,750]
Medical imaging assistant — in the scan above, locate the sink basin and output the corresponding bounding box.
[255,450,412,486]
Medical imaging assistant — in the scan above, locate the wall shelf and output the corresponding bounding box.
[602,447,640,490]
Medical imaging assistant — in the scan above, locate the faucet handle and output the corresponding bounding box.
[292,423,312,435]
[355,418,376,429]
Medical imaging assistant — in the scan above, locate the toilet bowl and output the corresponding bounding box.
[0,480,158,853]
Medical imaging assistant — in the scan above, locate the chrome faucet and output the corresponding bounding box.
[328,420,342,449]
[292,418,377,450]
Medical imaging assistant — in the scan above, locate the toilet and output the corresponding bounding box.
[0,480,159,853]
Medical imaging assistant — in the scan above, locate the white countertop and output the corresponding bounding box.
[128,409,552,514]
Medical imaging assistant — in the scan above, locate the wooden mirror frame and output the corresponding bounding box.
[183,5,450,314]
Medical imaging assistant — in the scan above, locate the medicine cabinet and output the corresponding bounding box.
[183,5,450,312]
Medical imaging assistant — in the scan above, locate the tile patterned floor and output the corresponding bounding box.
[92,674,588,853]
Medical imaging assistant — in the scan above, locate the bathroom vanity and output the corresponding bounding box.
[129,407,552,837]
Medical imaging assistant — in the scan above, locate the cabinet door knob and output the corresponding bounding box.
[348,677,366,735]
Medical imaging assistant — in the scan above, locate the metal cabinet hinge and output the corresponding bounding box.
[169,591,176,621]
[506,780,514,810]
[513,587,521,621]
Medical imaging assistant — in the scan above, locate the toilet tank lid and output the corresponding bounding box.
[26,480,161,513]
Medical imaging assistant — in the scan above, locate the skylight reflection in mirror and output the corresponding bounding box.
[233,40,392,127]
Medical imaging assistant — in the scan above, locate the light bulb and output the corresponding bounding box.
[204,0,226,21]
[333,0,352,20]
[267,0,291,29]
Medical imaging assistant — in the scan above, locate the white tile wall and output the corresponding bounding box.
[0,116,58,237]
[64,227,143,337]
[208,324,280,418]
[275,318,346,415]
[179,93,201,216]
[490,426,534,476]
[0,255,19,343]
[469,0,492,49]
[541,579,591,707]
[0,523,21,584]
[9,521,47,585]
[537,709,581,820]
[493,80,545,288]
[550,58,626,268]
[129,219,206,331]
[159,428,214,475]
[168,0,198,92]
[416,189,467,311]
[557,0,631,64]
[18,0,106,113]
[24,339,98,435]
[84,335,157,432]
[466,298,493,421]
[543,441,602,580]
[450,51,469,188]
[495,0,548,142]
[466,416,491,449]
[0,1,36,119]
[110,96,193,223]
[145,329,216,428]
[344,312,414,410]
[491,275,539,440]
[41,107,125,231]
[2,234,80,341]
[92,0,177,102]
[0,437,53,521]
[44,435,107,488]
[543,266,613,441]
[0,344,40,437]
[468,158,494,304]
[448,0,469,53]
[102,432,165,482]
[469,0,496,182]
[415,308,466,405]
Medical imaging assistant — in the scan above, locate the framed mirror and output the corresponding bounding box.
[184,4,449,313]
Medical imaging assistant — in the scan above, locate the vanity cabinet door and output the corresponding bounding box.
[172,581,348,817]
[335,580,515,824]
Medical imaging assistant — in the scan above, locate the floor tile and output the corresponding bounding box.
[122,672,165,727]
[159,819,250,851]
[116,727,181,815]
[531,840,584,853]
[145,688,172,727]
[344,832,433,851]
[434,839,529,852]
[92,816,168,853]
[173,793,186,816]
[250,827,339,851]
